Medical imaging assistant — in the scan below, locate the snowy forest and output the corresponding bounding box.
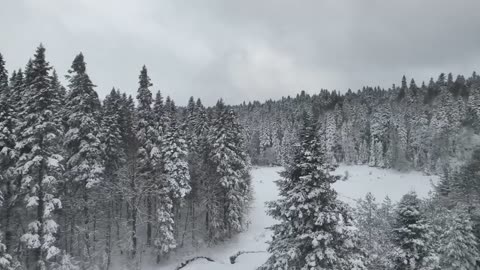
[1,44,480,270]
[0,45,252,269]
[236,74,480,173]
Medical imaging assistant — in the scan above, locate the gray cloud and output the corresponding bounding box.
[1,0,480,105]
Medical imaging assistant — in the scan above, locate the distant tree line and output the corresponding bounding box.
[236,73,480,174]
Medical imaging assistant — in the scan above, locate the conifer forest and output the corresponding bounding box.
[1,2,480,269]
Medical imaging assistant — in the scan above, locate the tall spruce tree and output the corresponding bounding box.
[15,45,63,270]
[259,112,365,270]
[0,53,18,256]
[134,65,159,248]
[0,55,15,268]
[161,117,191,200]
[0,190,14,270]
[63,53,104,263]
[101,88,126,269]
[392,192,431,270]
[438,208,479,270]
[208,100,251,240]
[0,53,8,98]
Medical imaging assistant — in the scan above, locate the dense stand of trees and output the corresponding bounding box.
[0,46,251,270]
[351,147,480,270]
[242,71,480,269]
[259,111,480,269]
[236,74,480,174]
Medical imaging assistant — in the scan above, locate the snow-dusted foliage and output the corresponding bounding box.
[208,100,252,240]
[153,191,177,262]
[15,45,63,269]
[438,208,479,270]
[354,193,396,269]
[259,112,365,270]
[64,52,104,188]
[392,192,432,270]
[0,190,14,270]
[236,73,480,174]
[162,119,191,199]
[62,53,104,265]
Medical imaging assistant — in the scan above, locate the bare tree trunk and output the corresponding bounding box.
[83,185,92,261]
[34,163,45,270]
[191,200,196,246]
[4,182,13,253]
[180,204,190,247]
[130,157,138,259]
[146,196,152,246]
[105,201,113,270]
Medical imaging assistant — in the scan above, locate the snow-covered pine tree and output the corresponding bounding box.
[0,226,14,270]
[438,207,479,270]
[8,69,24,114]
[153,190,176,264]
[187,98,210,245]
[0,189,15,269]
[157,104,190,252]
[153,90,164,125]
[0,53,19,257]
[161,105,191,200]
[63,53,104,263]
[392,192,432,270]
[208,100,251,241]
[134,65,159,248]
[354,193,383,269]
[259,111,365,270]
[354,193,397,270]
[15,44,63,269]
[0,53,8,98]
[50,70,66,104]
[101,88,126,269]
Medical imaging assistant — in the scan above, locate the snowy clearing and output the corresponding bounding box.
[152,165,438,270]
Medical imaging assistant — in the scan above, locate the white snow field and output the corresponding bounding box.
[153,165,438,270]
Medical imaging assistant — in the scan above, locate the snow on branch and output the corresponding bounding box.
[175,256,215,270]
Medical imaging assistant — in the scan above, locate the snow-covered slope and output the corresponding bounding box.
[154,165,438,270]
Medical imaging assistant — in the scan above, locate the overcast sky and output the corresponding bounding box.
[1,0,480,105]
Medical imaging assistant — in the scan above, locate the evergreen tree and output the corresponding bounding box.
[153,190,175,263]
[153,102,190,257]
[392,192,431,270]
[260,112,365,270]
[16,44,63,270]
[134,65,161,248]
[9,69,24,112]
[101,88,126,269]
[208,100,251,240]
[162,117,191,200]
[0,55,18,256]
[63,52,104,263]
[153,90,164,124]
[0,191,15,270]
[438,208,479,270]
[0,53,8,98]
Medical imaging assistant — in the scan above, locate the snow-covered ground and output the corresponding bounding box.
[154,165,438,270]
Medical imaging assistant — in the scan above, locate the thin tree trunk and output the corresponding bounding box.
[83,185,92,261]
[105,201,113,270]
[191,200,196,246]
[181,204,190,247]
[4,182,13,253]
[34,160,45,270]
[146,196,152,246]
